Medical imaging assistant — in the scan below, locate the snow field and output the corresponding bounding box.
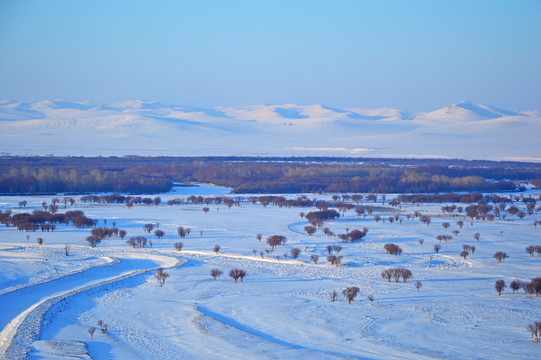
[0,187,540,359]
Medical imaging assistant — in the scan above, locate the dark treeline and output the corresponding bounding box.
[1,156,540,195]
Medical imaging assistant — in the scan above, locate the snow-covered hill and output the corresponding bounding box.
[0,100,539,161]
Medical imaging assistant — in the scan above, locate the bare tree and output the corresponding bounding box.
[210,268,223,280]
[327,255,342,267]
[64,244,70,256]
[434,244,441,253]
[290,247,301,259]
[415,281,423,293]
[177,226,190,239]
[527,322,540,342]
[214,245,221,254]
[442,222,450,231]
[88,327,96,340]
[400,268,413,282]
[155,267,170,290]
[174,242,183,251]
[310,254,319,264]
[203,207,210,214]
[330,290,338,302]
[494,279,506,295]
[119,230,127,240]
[37,237,44,246]
[154,229,165,239]
[460,251,469,260]
[510,280,523,294]
[143,223,154,233]
[418,239,424,247]
[526,245,536,256]
[229,268,247,282]
[381,269,393,282]
[266,235,287,250]
[474,232,480,241]
[332,245,343,254]
[384,243,403,256]
[86,236,100,248]
[326,244,333,254]
[342,286,361,304]
[493,251,509,263]
[256,234,263,242]
[367,294,374,305]
[304,225,317,236]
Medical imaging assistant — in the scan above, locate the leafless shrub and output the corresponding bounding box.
[330,290,338,302]
[155,267,170,289]
[493,251,509,263]
[229,268,247,282]
[383,243,403,256]
[332,245,342,254]
[327,255,342,267]
[510,280,523,294]
[214,245,221,254]
[527,322,541,342]
[434,244,441,253]
[310,254,319,264]
[382,268,413,282]
[290,247,301,259]
[415,281,423,293]
[526,245,537,256]
[174,242,183,251]
[86,236,100,248]
[154,229,165,239]
[460,251,469,259]
[304,225,317,236]
[177,226,190,239]
[367,295,374,305]
[143,223,154,233]
[418,239,424,246]
[64,244,70,256]
[266,235,287,250]
[210,268,223,280]
[495,279,506,295]
[342,286,361,304]
[88,327,95,340]
[326,244,333,254]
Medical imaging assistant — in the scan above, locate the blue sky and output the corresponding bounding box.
[0,0,540,112]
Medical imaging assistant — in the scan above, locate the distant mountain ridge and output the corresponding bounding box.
[0,99,539,161]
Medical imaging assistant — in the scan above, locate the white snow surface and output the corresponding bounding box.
[0,185,541,359]
[1,100,540,161]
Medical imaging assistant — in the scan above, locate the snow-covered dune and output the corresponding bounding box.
[0,99,540,160]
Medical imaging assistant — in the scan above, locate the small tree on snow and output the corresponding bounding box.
[174,242,183,251]
[155,267,170,290]
[495,279,506,295]
[510,280,523,294]
[367,294,374,305]
[229,268,246,282]
[415,281,423,293]
[88,327,95,340]
[290,247,301,259]
[214,244,221,254]
[493,251,509,263]
[310,254,319,264]
[210,268,223,280]
[330,290,338,302]
[342,286,360,304]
